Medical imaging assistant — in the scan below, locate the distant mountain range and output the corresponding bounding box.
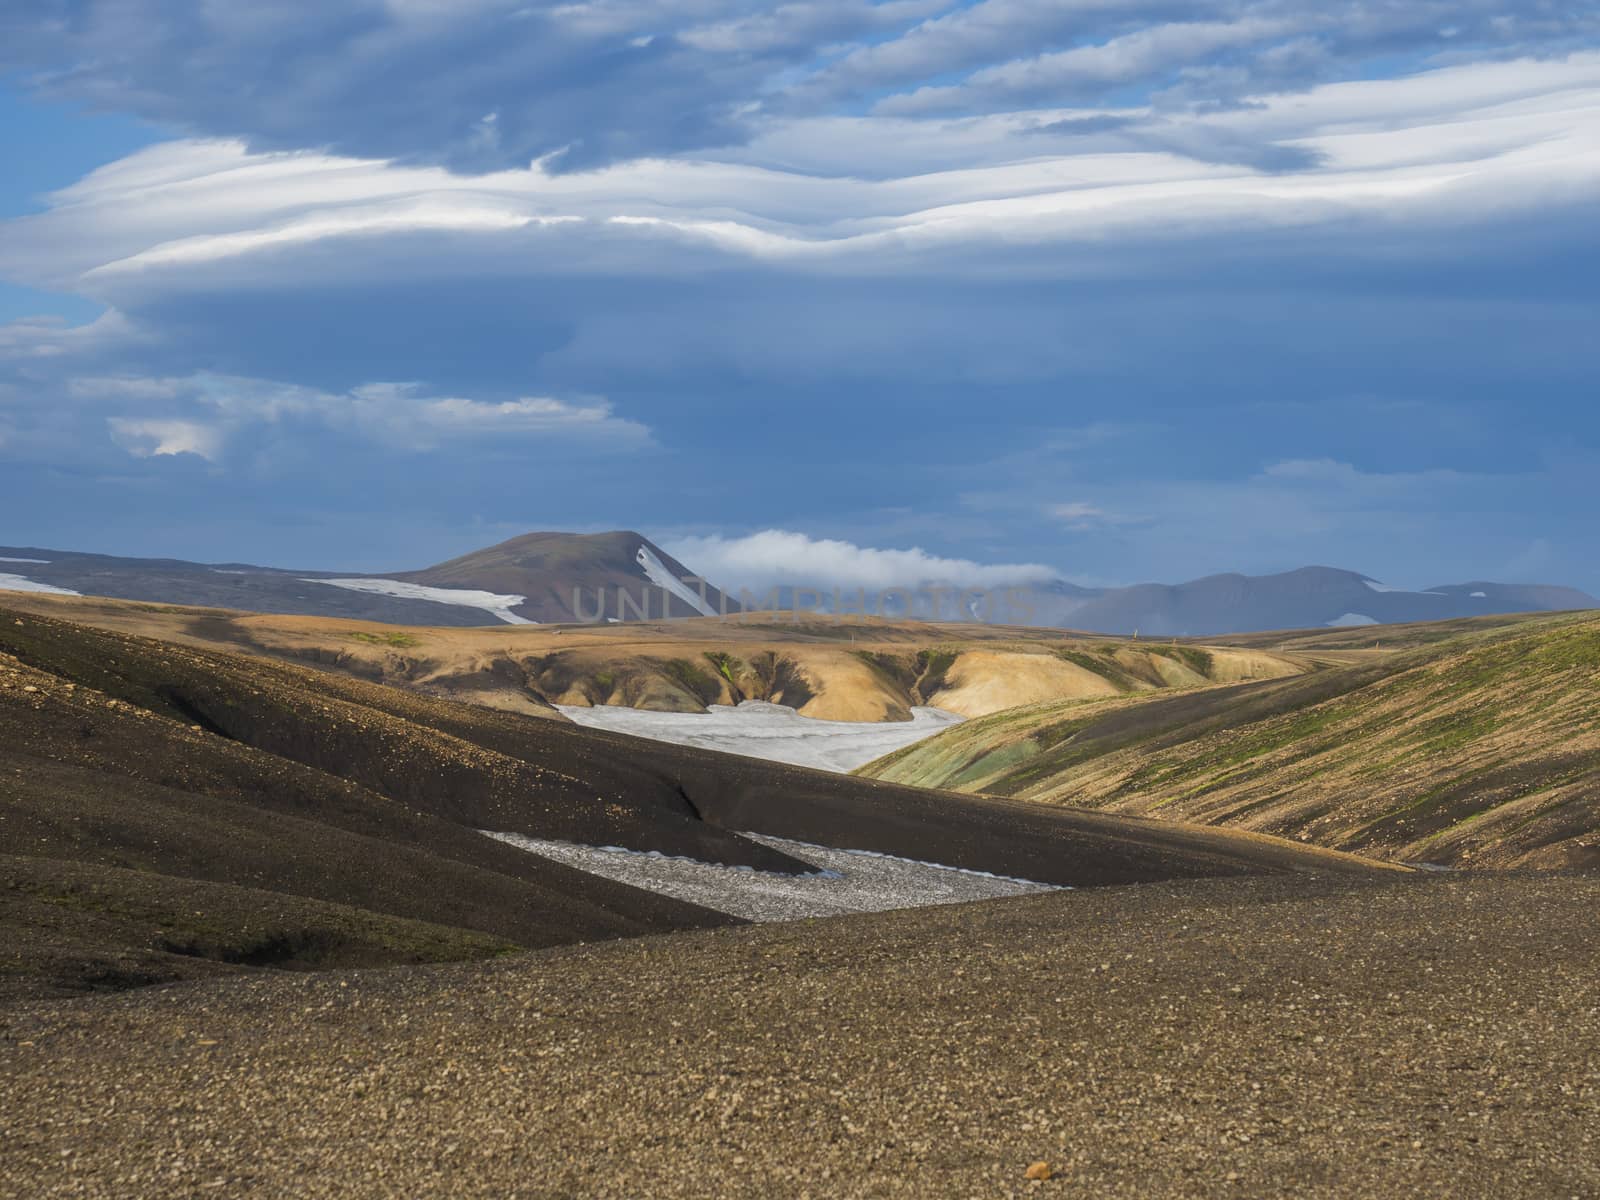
[1024,566,1597,636]
[2,534,1592,634]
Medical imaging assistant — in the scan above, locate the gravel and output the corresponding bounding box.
[3,871,1597,1199]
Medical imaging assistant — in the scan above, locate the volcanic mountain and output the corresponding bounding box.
[396,530,738,622]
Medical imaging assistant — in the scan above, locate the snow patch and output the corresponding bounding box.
[635,544,717,617]
[482,829,1057,921]
[305,577,534,624]
[556,699,963,773]
[0,557,49,564]
[1363,579,1446,596]
[0,573,80,596]
[1471,591,1488,598]
[1327,612,1380,627]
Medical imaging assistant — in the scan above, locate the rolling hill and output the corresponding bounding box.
[0,602,1393,1001]
[0,591,1308,723]
[859,611,1600,870]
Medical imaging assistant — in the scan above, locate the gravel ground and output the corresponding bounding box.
[3,871,1597,1199]
[482,830,1058,920]
[556,700,964,772]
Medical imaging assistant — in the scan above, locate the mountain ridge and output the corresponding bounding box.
[3,537,1592,633]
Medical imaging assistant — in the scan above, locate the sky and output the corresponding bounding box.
[1,1,1597,595]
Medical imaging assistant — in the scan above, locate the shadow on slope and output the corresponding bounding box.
[2,605,1396,999]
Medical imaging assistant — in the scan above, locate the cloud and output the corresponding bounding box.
[2,362,653,470]
[107,417,222,461]
[799,0,1600,115]
[4,54,1597,316]
[1045,501,1145,531]
[0,0,955,173]
[409,393,623,431]
[880,18,1299,115]
[1,0,766,171]
[660,529,1059,594]
[5,0,1596,175]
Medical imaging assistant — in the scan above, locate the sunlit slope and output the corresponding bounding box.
[0,593,1306,721]
[860,613,1600,869]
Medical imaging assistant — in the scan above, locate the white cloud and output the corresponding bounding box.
[660,529,1058,593]
[377,390,652,448]
[1257,457,1470,494]
[880,18,1299,115]
[11,0,1584,177]
[43,372,653,465]
[3,54,1596,306]
[1045,501,1143,530]
[107,417,223,461]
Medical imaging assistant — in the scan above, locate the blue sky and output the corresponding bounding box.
[1,2,1597,594]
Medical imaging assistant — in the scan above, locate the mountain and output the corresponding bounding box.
[1031,566,1595,635]
[859,610,1600,870]
[0,530,736,626]
[398,530,739,622]
[3,537,1592,633]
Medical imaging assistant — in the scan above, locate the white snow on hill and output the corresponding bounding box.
[1327,612,1380,627]
[636,544,717,616]
[306,577,534,624]
[0,572,80,596]
[0,557,50,564]
[1363,579,1445,595]
[557,699,962,773]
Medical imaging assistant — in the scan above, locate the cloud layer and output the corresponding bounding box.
[5,0,1596,171]
[5,53,1599,305]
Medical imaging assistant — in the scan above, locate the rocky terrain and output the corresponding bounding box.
[3,871,1595,1198]
[1,603,1594,1199]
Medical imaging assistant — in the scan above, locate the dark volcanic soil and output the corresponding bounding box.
[2,603,1399,998]
[3,871,1596,1199]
